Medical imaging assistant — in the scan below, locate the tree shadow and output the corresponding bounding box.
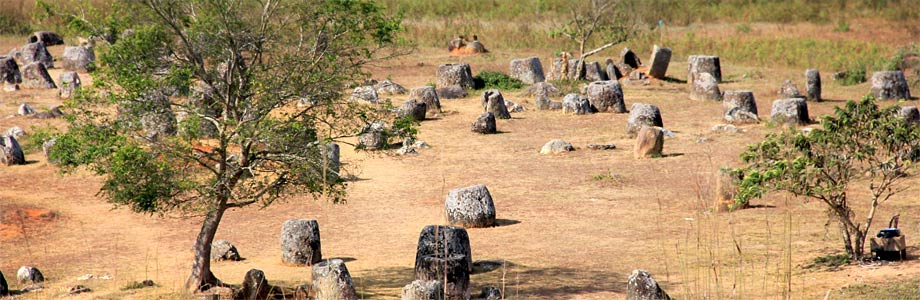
[747,204,777,209]
[493,219,521,227]
[662,153,685,158]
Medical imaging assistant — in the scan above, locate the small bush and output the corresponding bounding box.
[0,12,31,35]
[735,23,751,33]
[837,63,867,86]
[833,20,850,33]
[803,254,850,271]
[473,71,523,90]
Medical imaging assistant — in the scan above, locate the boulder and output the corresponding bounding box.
[626,103,663,136]
[436,86,468,99]
[778,79,802,98]
[585,80,626,113]
[358,121,387,150]
[409,86,442,116]
[562,93,593,115]
[210,240,242,261]
[587,143,617,150]
[16,266,44,284]
[137,91,177,141]
[534,93,552,110]
[415,225,473,272]
[414,254,470,300]
[471,112,497,134]
[689,72,721,101]
[606,60,623,80]
[647,45,672,79]
[43,138,58,165]
[624,70,650,86]
[481,89,510,119]
[350,86,378,103]
[374,80,408,95]
[401,280,444,300]
[59,71,81,99]
[505,100,525,113]
[870,71,911,100]
[20,42,53,69]
[20,62,56,89]
[584,61,608,82]
[520,81,562,97]
[5,126,24,138]
[280,219,322,265]
[0,270,7,296]
[540,139,574,154]
[320,142,341,182]
[626,269,671,300]
[805,69,821,101]
[18,103,35,115]
[31,106,64,119]
[60,45,95,72]
[715,168,746,212]
[621,47,642,69]
[634,126,664,159]
[238,269,271,300]
[398,99,427,121]
[446,184,497,228]
[436,63,474,90]
[28,31,64,46]
[687,55,721,84]
[722,90,759,124]
[771,98,810,126]
[552,58,584,80]
[1,56,22,86]
[0,135,26,166]
[509,56,545,84]
[312,259,357,300]
[899,106,920,124]
[711,124,740,133]
[481,286,502,300]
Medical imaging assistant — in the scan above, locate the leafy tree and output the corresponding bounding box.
[735,96,920,260]
[550,0,638,79]
[49,0,406,292]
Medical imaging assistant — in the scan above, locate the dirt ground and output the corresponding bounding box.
[2,25,920,300]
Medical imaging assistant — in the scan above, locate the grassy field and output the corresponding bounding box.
[2,1,920,299]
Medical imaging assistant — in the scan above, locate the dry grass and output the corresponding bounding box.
[2,18,920,300]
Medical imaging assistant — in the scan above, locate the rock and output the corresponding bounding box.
[446,184,497,228]
[870,71,911,100]
[506,100,525,113]
[60,45,95,72]
[374,80,408,95]
[280,219,322,265]
[634,126,664,159]
[18,103,35,115]
[805,69,821,101]
[778,79,802,98]
[409,86,442,116]
[30,106,64,119]
[471,112,497,134]
[722,90,759,124]
[436,86,468,99]
[68,285,91,295]
[0,270,8,296]
[690,72,721,101]
[28,31,64,46]
[5,126,24,138]
[20,62,56,89]
[210,240,242,261]
[564,58,586,80]
[534,93,552,110]
[350,86,378,103]
[899,106,920,124]
[414,254,470,300]
[481,286,502,300]
[509,56,545,84]
[621,47,642,69]
[688,55,721,84]
[237,269,271,300]
[711,124,739,133]
[20,42,53,69]
[648,45,672,79]
[437,63,474,90]
[1,56,22,87]
[626,269,671,300]
[625,70,650,85]
[521,81,563,97]
[562,93,593,115]
[59,71,81,99]
[17,266,44,284]
[585,80,626,113]
[770,98,810,126]
[3,82,18,91]
[396,137,421,155]
[312,259,357,300]
[540,139,574,154]
[0,135,26,166]
[294,284,314,300]
[715,168,746,212]
[606,60,623,80]
[584,61,608,82]
[587,144,617,150]
[415,225,473,272]
[626,103,663,136]
[358,121,387,150]
[136,91,177,141]
[398,99,427,121]
[320,142,341,182]
[401,280,444,300]
[43,138,57,164]
[481,90,510,119]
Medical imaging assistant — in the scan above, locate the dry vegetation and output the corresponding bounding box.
[2,1,920,299]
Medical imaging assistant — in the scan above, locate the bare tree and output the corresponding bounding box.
[552,0,637,80]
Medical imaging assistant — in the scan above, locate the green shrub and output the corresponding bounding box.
[473,70,523,90]
[837,62,867,86]
[833,20,850,33]
[735,23,751,33]
[0,11,31,35]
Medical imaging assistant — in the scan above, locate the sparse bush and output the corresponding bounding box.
[735,23,751,33]
[837,62,867,86]
[803,254,850,271]
[473,71,523,90]
[833,20,850,33]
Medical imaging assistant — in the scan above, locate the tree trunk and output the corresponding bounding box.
[186,206,227,291]
[838,215,855,260]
